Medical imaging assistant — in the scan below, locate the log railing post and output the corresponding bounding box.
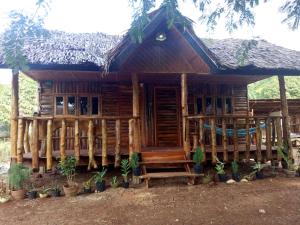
[210,117,217,164]
[255,118,262,161]
[266,118,272,160]
[233,118,238,161]
[132,73,141,152]
[221,118,228,162]
[24,120,30,153]
[88,119,97,170]
[46,119,53,171]
[181,73,190,158]
[32,118,39,170]
[199,118,206,162]
[101,119,108,167]
[276,117,283,161]
[16,118,24,164]
[129,119,134,161]
[60,119,66,161]
[115,119,121,167]
[74,120,80,163]
[245,117,250,161]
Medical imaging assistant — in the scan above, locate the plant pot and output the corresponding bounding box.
[49,189,61,197]
[122,181,129,189]
[232,172,241,182]
[27,190,38,199]
[95,181,106,192]
[256,171,264,179]
[218,174,228,182]
[193,164,203,174]
[133,167,141,176]
[283,169,296,178]
[63,183,78,197]
[11,189,26,200]
[83,187,92,194]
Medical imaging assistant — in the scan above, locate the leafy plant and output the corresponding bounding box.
[83,178,93,189]
[130,153,139,169]
[252,162,266,172]
[8,164,31,190]
[121,159,131,182]
[231,161,239,174]
[215,159,225,175]
[110,176,119,188]
[193,147,204,165]
[57,156,76,185]
[277,146,296,171]
[93,168,107,184]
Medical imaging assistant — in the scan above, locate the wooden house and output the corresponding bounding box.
[1,7,300,172]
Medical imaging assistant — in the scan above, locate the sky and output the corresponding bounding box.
[0,0,300,84]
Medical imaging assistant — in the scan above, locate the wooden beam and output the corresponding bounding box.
[60,119,66,161]
[16,118,24,164]
[10,69,19,161]
[276,117,283,161]
[88,119,97,170]
[74,120,80,163]
[266,118,272,160]
[24,121,30,153]
[255,118,262,161]
[114,119,121,167]
[181,73,190,158]
[129,119,134,161]
[245,117,250,161]
[199,118,206,162]
[278,75,293,158]
[221,118,228,162]
[31,119,39,170]
[210,117,217,164]
[233,118,239,161]
[132,73,141,152]
[101,119,108,166]
[46,119,53,171]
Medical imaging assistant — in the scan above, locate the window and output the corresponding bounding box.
[196,97,203,114]
[67,96,76,115]
[216,97,223,115]
[91,97,99,115]
[80,97,89,115]
[55,97,64,115]
[225,97,233,114]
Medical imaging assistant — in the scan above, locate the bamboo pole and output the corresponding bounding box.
[255,118,262,161]
[10,69,19,161]
[181,73,190,158]
[24,120,30,153]
[266,118,272,160]
[276,117,283,161]
[16,119,24,164]
[32,119,39,169]
[74,120,80,162]
[210,117,217,164]
[129,119,134,161]
[60,119,66,161]
[221,118,228,162]
[88,119,97,170]
[46,119,53,171]
[115,119,121,167]
[199,118,206,162]
[132,73,141,152]
[245,117,250,161]
[233,118,239,161]
[101,119,108,166]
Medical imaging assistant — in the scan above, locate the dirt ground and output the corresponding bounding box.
[1,173,300,225]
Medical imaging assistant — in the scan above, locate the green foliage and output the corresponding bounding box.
[277,145,296,171]
[121,159,131,182]
[110,176,119,188]
[193,147,204,165]
[215,159,225,175]
[93,168,107,184]
[57,156,77,184]
[83,178,93,188]
[252,162,266,172]
[8,164,31,190]
[231,161,239,173]
[130,153,139,169]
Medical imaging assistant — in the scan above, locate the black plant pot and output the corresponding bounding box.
[256,171,264,179]
[122,181,129,189]
[133,167,141,176]
[218,174,228,182]
[83,187,92,194]
[232,172,241,182]
[95,181,106,192]
[49,189,61,197]
[27,190,38,199]
[193,164,203,174]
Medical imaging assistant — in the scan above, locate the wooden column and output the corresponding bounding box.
[88,119,97,170]
[278,75,293,158]
[31,118,39,169]
[132,73,141,152]
[233,119,239,161]
[60,119,66,161]
[276,117,283,161]
[46,119,53,171]
[210,117,217,164]
[245,117,250,161]
[74,120,80,162]
[128,119,134,161]
[221,118,228,162]
[114,119,121,167]
[181,73,190,158]
[266,118,272,160]
[10,69,19,161]
[255,118,262,161]
[16,118,24,164]
[24,121,30,153]
[101,119,108,166]
[199,118,206,162]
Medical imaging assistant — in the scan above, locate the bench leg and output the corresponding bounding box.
[145,178,149,188]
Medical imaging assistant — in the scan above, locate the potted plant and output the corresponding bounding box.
[93,168,107,192]
[110,176,119,188]
[27,183,38,199]
[215,159,227,182]
[57,156,78,197]
[83,178,93,194]
[121,159,131,188]
[49,181,61,197]
[193,147,204,174]
[231,161,241,182]
[8,164,31,200]
[252,162,266,179]
[130,153,141,176]
[277,146,296,177]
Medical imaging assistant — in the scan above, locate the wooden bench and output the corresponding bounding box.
[139,151,203,188]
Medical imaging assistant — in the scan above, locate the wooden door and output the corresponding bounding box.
[154,87,180,147]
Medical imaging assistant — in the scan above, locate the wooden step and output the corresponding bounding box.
[140,160,194,165]
[140,172,203,179]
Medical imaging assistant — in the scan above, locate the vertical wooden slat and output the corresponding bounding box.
[199,118,206,162]
[88,119,97,170]
[276,117,283,161]
[129,119,134,161]
[16,119,24,164]
[192,135,198,150]
[245,117,250,161]
[255,118,262,161]
[46,119,53,171]
[24,120,30,153]
[233,118,239,161]
[101,119,108,166]
[210,117,217,164]
[10,70,19,161]
[32,119,39,169]
[132,73,141,152]
[266,118,272,160]
[221,118,228,162]
[60,119,66,161]
[181,73,190,158]
[74,120,80,162]
[114,119,121,167]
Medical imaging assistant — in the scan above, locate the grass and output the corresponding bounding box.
[0,139,10,163]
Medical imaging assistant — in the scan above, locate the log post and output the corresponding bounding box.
[115,119,121,167]
[266,118,272,160]
[60,119,66,161]
[278,75,293,159]
[24,120,30,153]
[192,135,198,150]
[88,119,97,170]
[245,117,250,161]
[233,118,239,161]
[16,118,24,164]
[221,118,228,162]
[181,73,190,158]
[46,119,53,171]
[129,119,134,161]
[276,117,283,161]
[210,117,217,164]
[32,118,39,170]
[132,73,141,152]
[199,118,206,162]
[74,120,80,163]
[255,118,262,161]
[10,69,19,162]
[101,119,108,166]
